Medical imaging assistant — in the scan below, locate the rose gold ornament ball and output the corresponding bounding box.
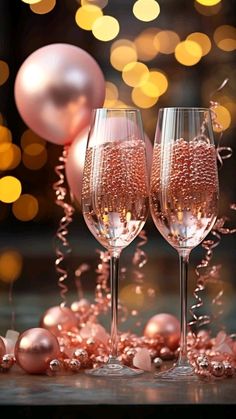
[15,328,60,374]
[0,337,6,358]
[40,306,78,336]
[144,313,180,350]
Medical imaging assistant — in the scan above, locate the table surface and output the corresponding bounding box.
[0,367,236,406]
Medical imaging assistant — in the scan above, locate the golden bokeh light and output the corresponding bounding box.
[92,15,119,41]
[104,81,119,107]
[154,30,180,54]
[0,61,10,86]
[214,25,236,51]
[21,129,46,149]
[175,40,202,66]
[24,143,45,156]
[122,62,149,87]
[134,28,159,61]
[195,0,221,5]
[81,0,108,8]
[133,0,160,22]
[132,87,158,109]
[12,194,39,222]
[187,32,211,56]
[0,126,12,144]
[213,105,231,132]
[0,144,21,171]
[194,0,221,15]
[0,176,22,203]
[21,0,41,4]
[0,250,23,284]
[141,70,168,97]
[30,0,56,14]
[75,5,103,30]
[23,148,47,170]
[120,284,144,309]
[110,40,137,71]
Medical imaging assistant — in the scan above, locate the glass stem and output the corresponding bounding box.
[178,250,190,365]
[108,250,121,363]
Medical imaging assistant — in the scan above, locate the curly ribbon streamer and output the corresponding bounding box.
[190,79,236,328]
[53,146,75,305]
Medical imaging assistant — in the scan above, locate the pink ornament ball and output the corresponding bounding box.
[15,328,60,374]
[40,305,78,336]
[144,313,180,350]
[0,337,6,358]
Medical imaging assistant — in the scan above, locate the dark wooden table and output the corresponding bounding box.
[0,367,236,417]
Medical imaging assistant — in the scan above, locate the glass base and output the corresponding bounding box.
[155,362,197,381]
[85,362,143,377]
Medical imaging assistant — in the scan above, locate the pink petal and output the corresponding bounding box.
[215,331,227,346]
[214,342,233,354]
[133,348,152,371]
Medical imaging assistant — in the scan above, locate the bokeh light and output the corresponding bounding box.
[0,143,21,171]
[132,87,158,109]
[213,105,231,132]
[110,39,137,71]
[0,176,22,203]
[214,25,236,52]
[23,148,47,170]
[0,61,9,86]
[186,32,211,56]
[30,0,56,14]
[12,194,39,221]
[134,28,159,61]
[92,15,119,41]
[175,40,202,66]
[104,81,119,107]
[75,5,103,30]
[194,0,221,15]
[133,0,160,22]
[0,250,23,284]
[21,0,41,4]
[81,0,108,8]
[122,62,149,87]
[0,126,12,143]
[21,129,46,149]
[141,70,168,97]
[154,30,180,54]
[195,0,221,5]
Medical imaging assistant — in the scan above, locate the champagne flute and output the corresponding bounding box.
[82,108,149,376]
[150,107,219,380]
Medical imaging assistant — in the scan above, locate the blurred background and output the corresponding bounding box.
[0,0,235,336]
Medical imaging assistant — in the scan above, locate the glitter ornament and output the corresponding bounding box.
[211,361,225,378]
[153,357,163,368]
[69,358,81,372]
[49,359,62,373]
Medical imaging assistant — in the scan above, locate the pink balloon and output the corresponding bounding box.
[65,117,153,205]
[14,44,105,145]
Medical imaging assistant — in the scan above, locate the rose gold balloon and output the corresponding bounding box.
[65,118,152,205]
[14,44,105,145]
[40,305,78,336]
[144,313,180,350]
[0,337,6,358]
[15,328,60,374]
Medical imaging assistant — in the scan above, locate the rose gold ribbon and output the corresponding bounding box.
[53,146,75,305]
[190,79,235,328]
